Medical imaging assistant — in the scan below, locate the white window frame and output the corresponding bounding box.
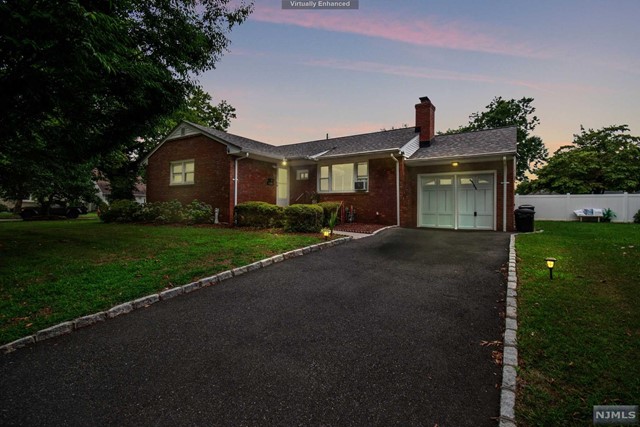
[296,169,309,181]
[170,160,195,185]
[317,161,369,193]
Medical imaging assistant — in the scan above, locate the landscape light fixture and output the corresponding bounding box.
[545,257,557,280]
[323,230,330,240]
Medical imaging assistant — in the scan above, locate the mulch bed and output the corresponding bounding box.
[333,223,391,234]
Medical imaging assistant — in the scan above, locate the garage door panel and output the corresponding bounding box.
[420,173,495,230]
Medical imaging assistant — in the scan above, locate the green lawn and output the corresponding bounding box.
[0,219,322,344]
[515,221,640,426]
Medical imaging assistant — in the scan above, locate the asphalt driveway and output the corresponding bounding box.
[0,228,510,426]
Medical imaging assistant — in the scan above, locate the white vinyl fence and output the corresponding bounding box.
[515,193,640,223]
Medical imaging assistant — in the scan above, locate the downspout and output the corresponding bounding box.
[503,155,507,232]
[234,153,249,207]
[391,153,400,226]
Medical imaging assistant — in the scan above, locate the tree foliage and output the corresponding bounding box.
[443,97,548,181]
[523,125,640,194]
[0,0,251,204]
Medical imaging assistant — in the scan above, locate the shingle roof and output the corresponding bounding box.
[275,127,418,159]
[187,122,280,157]
[409,126,517,160]
[175,122,516,162]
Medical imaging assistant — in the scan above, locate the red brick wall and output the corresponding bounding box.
[318,157,398,225]
[146,135,232,222]
[402,158,516,231]
[236,158,277,205]
[415,98,436,143]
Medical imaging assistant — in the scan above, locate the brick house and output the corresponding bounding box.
[143,97,517,231]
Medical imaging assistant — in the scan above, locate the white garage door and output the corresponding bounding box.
[419,173,495,230]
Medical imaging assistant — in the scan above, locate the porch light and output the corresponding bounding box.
[545,257,556,280]
[282,158,287,166]
[451,161,459,167]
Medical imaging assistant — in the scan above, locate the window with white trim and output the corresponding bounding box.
[318,161,368,193]
[170,160,194,185]
[296,169,309,180]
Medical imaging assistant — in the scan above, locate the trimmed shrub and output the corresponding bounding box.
[100,200,141,223]
[100,199,212,224]
[133,202,163,223]
[317,201,342,226]
[236,201,284,228]
[0,202,10,213]
[284,204,323,233]
[153,200,184,224]
[184,200,213,224]
[634,209,640,224]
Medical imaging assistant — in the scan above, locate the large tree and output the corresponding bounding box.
[0,0,251,205]
[443,97,548,181]
[525,125,640,194]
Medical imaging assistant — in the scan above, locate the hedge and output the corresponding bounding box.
[235,201,284,228]
[100,200,213,224]
[284,204,324,233]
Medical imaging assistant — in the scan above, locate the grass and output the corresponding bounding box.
[0,212,19,220]
[515,221,640,426]
[0,219,322,345]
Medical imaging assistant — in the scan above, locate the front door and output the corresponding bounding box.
[276,167,289,207]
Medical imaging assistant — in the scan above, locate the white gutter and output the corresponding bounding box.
[391,153,400,226]
[234,153,249,206]
[320,147,404,159]
[503,156,507,232]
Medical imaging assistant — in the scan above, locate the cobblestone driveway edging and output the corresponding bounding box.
[500,233,519,427]
[1,237,352,354]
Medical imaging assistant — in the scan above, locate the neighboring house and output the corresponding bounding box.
[95,180,147,205]
[143,97,517,231]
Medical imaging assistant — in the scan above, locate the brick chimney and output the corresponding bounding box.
[415,96,436,146]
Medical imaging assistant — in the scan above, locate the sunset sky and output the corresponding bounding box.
[201,0,640,155]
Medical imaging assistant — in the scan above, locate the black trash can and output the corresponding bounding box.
[514,208,535,232]
[518,204,535,212]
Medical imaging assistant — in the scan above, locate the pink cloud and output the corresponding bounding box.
[303,58,604,94]
[252,4,544,58]
[304,58,495,84]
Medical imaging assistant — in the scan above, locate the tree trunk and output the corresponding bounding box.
[12,199,22,214]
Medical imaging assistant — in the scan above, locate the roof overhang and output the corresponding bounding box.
[404,152,516,167]
[141,121,284,165]
[318,147,403,160]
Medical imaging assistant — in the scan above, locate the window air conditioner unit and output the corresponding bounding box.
[354,180,368,191]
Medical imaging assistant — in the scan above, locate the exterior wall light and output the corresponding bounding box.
[282,159,287,166]
[451,162,459,167]
[545,257,556,279]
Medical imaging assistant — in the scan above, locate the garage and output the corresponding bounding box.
[418,172,495,230]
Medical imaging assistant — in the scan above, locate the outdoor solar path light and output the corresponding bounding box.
[546,257,557,280]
